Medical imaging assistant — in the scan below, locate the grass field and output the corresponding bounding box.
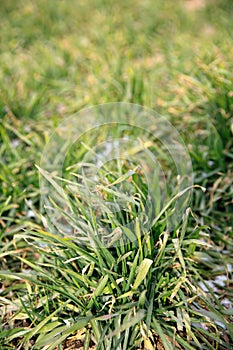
[0,0,233,349]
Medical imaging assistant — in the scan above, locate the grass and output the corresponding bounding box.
[0,0,233,349]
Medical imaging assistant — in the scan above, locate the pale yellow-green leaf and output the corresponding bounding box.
[133,258,153,290]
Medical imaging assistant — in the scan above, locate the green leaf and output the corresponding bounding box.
[87,275,109,308]
[107,310,145,338]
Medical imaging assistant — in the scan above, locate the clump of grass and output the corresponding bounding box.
[1,140,232,349]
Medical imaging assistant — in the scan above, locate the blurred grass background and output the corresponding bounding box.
[1,0,233,118]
